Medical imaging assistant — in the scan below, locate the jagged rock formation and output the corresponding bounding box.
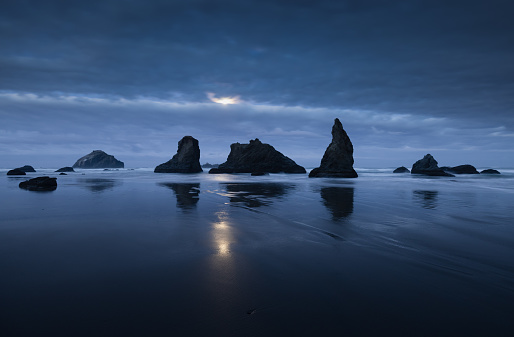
[309,118,358,178]
[443,165,479,174]
[209,139,305,174]
[16,165,36,172]
[411,154,454,176]
[19,176,57,191]
[393,166,410,173]
[73,150,124,169]
[7,169,26,175]
[481,169,501,174]
[56,167,75,173]
[155,136,202,173]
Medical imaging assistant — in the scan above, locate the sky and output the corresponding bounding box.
[1,0,513,169]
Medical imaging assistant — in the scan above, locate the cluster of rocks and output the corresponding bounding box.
[153,118,357,177]
[7,165,36,175]
[394,154,501,176]
[5,119,504,181]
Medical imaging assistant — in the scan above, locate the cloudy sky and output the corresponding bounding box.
[1,0,513,169]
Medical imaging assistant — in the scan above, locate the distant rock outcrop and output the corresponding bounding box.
[309,118,357,178]
[444,165,479,174]
[56,167,75,173]
[481,169,501,174]
[209,139,306,174]
[411,154,454,177]
[19,176,57,191]
[72,150,124,169]
[201,163,219,168]
[155,136,202,173]
[7,169,26,175]
[393,166,410,173]
[16,165,36,172]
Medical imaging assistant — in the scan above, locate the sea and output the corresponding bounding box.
[1,167,514,336]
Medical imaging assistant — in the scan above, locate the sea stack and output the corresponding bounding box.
[154,136,202,173]
[209,138,306,174]
[72,150,124,169]
[411,154,454,176]
[309,118,358,178]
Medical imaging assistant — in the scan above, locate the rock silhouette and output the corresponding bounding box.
[16,165,36,172]
[56,167,75,173]
[444,165,479,174]
[393,166,410,173]
[481,169,501,174]
[73,150,124,169]
[209,138,305,174]
[7,169,26,175]
[309,118,357,178]
[19,176,57,191]
[411,154,454,177]
[154,136,202,173]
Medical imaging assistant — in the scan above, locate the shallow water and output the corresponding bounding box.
[1,168,514,336]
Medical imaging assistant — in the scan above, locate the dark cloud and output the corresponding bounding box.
[1,0,513,167]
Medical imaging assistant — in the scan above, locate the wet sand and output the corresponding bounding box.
[1,169,514,336]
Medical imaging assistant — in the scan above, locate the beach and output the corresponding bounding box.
[1,168,514,336]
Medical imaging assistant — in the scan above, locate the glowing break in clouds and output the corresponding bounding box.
[207,92,241,105]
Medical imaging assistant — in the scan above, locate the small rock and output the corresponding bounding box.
[445,165,479,174]
[393,166,410,173]
[16,165,36,172]
[56,166,75,172]
[19,176,57,191]
[481,169,501,174]
[7,169,26,175]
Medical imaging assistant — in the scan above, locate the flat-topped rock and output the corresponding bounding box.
[72,150,124,169]
[209,138,305,174]
[19,176,57,191]
[16,165,36,172]
[155,136,202,173]
[411,154,454,177]
[7,169,26,175]
[56,167,75,172]
[481,169,501,174]
[393,166,410,173]
[445,165,479,174]
[309,118,357,178]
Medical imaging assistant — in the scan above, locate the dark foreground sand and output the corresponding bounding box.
[1,169,514,336]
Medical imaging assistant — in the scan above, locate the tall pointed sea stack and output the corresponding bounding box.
[155,136,202,173]
[309,118,358,178]
[209,138,306,174]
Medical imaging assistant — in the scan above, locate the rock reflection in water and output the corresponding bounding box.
[223,183,293,207]
[160,183,200,210]
[79,178,122,193]
[320,187,354,220]
[413,190,438,209]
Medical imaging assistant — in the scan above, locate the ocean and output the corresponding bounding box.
[1,168,514,336]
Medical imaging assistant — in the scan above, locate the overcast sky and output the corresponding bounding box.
[1,0,513,169]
